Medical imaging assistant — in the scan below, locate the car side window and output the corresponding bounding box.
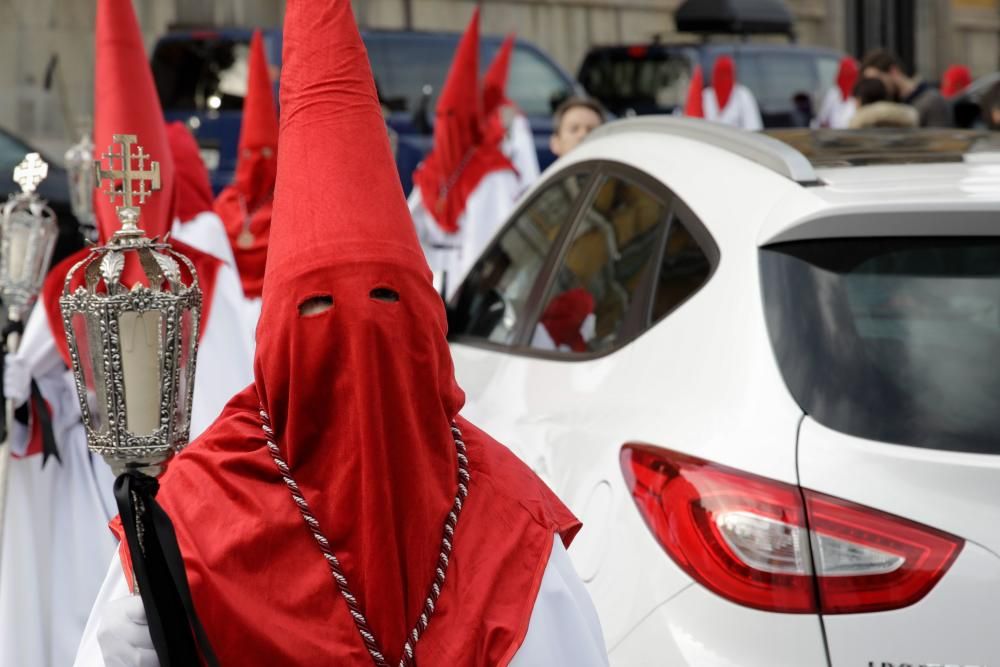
[651,205,713,323]
[449,172,591,345]
[507,47,575,116]
[529,174,671,355]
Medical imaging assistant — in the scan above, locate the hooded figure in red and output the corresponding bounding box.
[412,9,512,234]
[482,33,540,193]
[816,56,860,129]
[0,1,248,665]
[214,29,278,300]
[76,2,608,666]
[941,64,972,98]
[408,11,521,297]
[166,122,214,223]
[836,56,860,102]
[165,121,242,271]
[702,55,763,130]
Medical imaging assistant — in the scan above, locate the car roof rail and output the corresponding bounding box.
[586,116,819,185]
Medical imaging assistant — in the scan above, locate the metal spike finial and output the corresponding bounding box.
[13,153,49,195]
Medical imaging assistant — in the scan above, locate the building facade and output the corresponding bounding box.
[1,0,998,155]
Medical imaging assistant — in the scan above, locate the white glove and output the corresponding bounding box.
[3,353,30,407]
[96,595,160,667]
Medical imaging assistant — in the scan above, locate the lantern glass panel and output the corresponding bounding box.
[118,309,163,437]
[173,307,195,438]
[5,212,33,284]
[71,311,109,434]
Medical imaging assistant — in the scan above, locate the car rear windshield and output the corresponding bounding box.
[761,237,1000,454]
[152,37,252,112]
[579,50,693,114]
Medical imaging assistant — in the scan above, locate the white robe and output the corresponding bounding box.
[702,84,764,130]
[502,111,541,196]
[74,535,608,666]
[408,168,521,299]
[0,220,254,667]
[813,86,857,129]
[173,211,259,354]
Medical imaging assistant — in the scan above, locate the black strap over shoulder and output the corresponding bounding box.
[114,471,220,667]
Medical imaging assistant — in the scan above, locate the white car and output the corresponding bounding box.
[446,118,1000,667]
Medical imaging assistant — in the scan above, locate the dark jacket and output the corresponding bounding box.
[904,81,951,127]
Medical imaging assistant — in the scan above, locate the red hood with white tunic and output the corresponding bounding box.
[154,1,579,664]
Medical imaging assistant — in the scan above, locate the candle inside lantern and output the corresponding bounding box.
[119,310,162,436]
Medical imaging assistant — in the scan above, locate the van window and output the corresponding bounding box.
[152,37,251,112]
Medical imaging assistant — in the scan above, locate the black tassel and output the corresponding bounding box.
[114,471,219,667]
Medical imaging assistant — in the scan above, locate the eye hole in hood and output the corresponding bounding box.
[298,294,334,317]
[370,287,400,303]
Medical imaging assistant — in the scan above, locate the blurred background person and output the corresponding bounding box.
[979,81,1000,130]
[849,77,918,129]
[702,56,763,130]
[861,48,950,127]
[815,56,859,129]
[550,96,605,157]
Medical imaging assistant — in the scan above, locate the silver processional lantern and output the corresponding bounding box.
[65,130,99,242]
[1,153,59,326]
[60,134,201,477]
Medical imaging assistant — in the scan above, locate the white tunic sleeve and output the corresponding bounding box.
[172,211,239,271]
[509,535,609,666]
[73,555,132,667]
[188,263,256,439]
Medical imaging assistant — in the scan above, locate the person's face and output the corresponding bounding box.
[550,106,603,157]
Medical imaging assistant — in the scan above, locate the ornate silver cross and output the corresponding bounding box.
[95,134,161,229]
[12,153,49,195]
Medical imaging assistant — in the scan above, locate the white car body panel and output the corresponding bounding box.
[607,584,828,667]
[450,120,1000,664]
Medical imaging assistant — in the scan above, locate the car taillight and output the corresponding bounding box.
[620,444,963,615]
[627,45,648,59]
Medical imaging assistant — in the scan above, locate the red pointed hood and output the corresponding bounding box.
[684,65,705,117]
[166,122,214,221]
[42,0,220,370]
[254,0,465,658]
[233,30,279,207]
[836,57,859,101]
[712,56,736,110]
[213,30,277,299]
[93,0,174,242]
[483,33,516,120]
[412,9,512,234]
[941,64,972,98]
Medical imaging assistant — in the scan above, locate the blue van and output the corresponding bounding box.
[152,29,581,194]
